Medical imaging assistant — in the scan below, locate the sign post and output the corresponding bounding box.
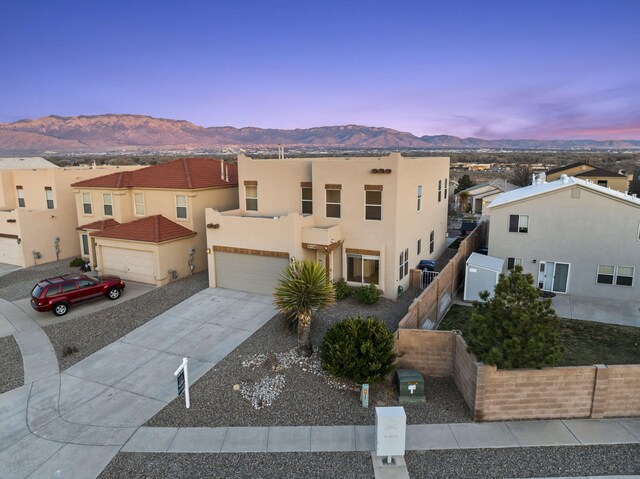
[174,357,190,408]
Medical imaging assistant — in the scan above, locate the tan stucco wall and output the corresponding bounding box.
[487,185,640,300]
[547,166,629,193]
[0,166,139,266]
[208,153,449,298]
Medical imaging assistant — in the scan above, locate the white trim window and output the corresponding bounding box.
[103,193,113,216]
[399,248,409,280]
[45,187,54,209]
[429,230,435,254]
[326,188,341,218]
[176,195,187,219]
[134,193,145,216]
[245,184,258,211]
[16,186,25,207]
[417,185,423,211]
[365,190,382,221]
[81,234,90,256]
[301,186,312,215]
[438,180,442,202]
[507,257,523,270]
[509,214,529,233]
[596,265,635,286]
[82,192,92,215]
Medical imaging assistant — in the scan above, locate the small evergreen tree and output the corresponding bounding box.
[321,315,397,384]
[455,174,476,194]
[466,265,563,369]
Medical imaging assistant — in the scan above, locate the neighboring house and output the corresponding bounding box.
[0,164,140,267]
[456,179,519,215]
[206,152,450,298]
[546,162,629,193]
[71,158,238,285]
[486,175,640,301]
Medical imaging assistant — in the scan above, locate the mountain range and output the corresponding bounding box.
[1,114,640,154]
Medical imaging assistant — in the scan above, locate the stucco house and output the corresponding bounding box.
[206,152,450,298]
[456,179,519,215]
[546,162,629,193]
[486,174,640,300]
[71,158,238,285]
[0,162,140,267]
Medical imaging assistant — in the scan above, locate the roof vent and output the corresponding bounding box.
[560,174,569,185]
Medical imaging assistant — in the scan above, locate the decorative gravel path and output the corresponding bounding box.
[0,258,77,302]
[44,272,209,370]
[0,335,23,393]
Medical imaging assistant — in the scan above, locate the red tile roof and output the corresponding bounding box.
[90,215,196,243]
[72,158,238,190]
[76,219,120,231]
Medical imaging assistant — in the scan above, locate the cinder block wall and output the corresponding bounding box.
[452,333,478,414]
[395,329,454,377]
[601,365,640,418]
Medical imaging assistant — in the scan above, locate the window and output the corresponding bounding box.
[347,253,379,285]
[399,248,409,280]
[597,265,635,286]
[45,187,54,209]
[176,195,187,219]
[417,239,422,255]
[429,230,435,254]
[637,221,640,241]
[507,257,523,270]
[301,185,312,215]
[597,180,608,187]
[326,187,341,218]
[61,282,77,293]
[78,278,96,288]
[245,182,258,211]
[81,234,89,256]
[509,214,529,233]
[444,179,448,199]
[571,188,581,199]
[438,180,442,202]
[134,193,145,216]
[16,186,25,207]
[417,185,422,211]
[45,287,60,298]
[365,188,382,221]
[102,193,113,216]
[82,192,92,214]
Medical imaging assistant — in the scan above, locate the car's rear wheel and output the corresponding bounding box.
[107,287,121,300]
[53,303,69,316]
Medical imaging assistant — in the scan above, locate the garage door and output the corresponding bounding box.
[215,252,289,295]
[101,246,155,284]
[0,237,24,266]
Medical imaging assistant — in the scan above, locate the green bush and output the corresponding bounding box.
[334,278,351,300]
[69,257,85,267]
[354,283,380,304]
[321,315,397,384]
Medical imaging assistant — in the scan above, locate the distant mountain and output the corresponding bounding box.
[1,114,639,154]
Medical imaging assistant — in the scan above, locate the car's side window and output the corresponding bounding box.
[78,279,94,288]
[45,287,59,297]
[61,282,77,293]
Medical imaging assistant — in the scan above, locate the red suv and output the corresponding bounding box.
[30,274,126,316]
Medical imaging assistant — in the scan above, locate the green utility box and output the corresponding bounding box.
[395,369,426,404]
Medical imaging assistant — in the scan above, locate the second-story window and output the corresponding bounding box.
[438,180,442,202]
[301,183,313,215]
[417,185,422,211]
[82,192,92,215]
[417,239,422,255]
[430,230,435,254]
[325,185,341,218]
[365,186,382,221]
[134,193,145,216]
[176,195,187,219]
[45,187,54,209]
[16,186,25,208]
[103,193,113,216]
[245,181,258,211]
[399,248,409,280]
[444,179,448,199]
[509,214,529,233]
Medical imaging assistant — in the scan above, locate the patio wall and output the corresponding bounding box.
[394,329,640,421]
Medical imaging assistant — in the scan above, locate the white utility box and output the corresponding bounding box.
[375,406,406,457]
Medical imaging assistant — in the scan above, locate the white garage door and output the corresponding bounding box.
[0,237,24,266]
[215,252,289,295]
[101,246,155,284]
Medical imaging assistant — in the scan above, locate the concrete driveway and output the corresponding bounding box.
[552,294,640,328]
[9,280,157,330]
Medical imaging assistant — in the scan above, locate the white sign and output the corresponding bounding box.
[174,357,190,409]
[375,406,406,458]
[408,384,416,394]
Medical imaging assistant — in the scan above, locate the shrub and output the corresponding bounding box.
[321,315,397,384]
[334,278,351,300]
[69,257,85,267]
[355,283,380,304]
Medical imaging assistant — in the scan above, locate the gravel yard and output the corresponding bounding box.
[100,445,640,479]
[147,310,471,428]
[0,258,77,302]
[0,335,23,393]
[44,272,208,370]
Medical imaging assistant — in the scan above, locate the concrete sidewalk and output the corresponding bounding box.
[0,288,276,479]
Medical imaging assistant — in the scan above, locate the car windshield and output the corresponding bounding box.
[31,285,43,298]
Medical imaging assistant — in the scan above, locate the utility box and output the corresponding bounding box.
[375,407,406,457]
[395,369,426,404]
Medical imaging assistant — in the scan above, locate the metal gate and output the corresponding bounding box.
[420,270,439,289]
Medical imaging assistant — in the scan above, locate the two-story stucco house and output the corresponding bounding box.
[0,159,140,267]
[205,152,450,298]
[487,175,640,300]
[71,158,238,285]
[546,162,629,193]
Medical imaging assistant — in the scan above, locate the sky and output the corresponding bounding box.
[1,0,639,140]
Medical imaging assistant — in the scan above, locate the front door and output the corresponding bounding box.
[538,261,570,293]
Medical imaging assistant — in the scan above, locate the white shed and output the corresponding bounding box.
[463,253,504,302]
